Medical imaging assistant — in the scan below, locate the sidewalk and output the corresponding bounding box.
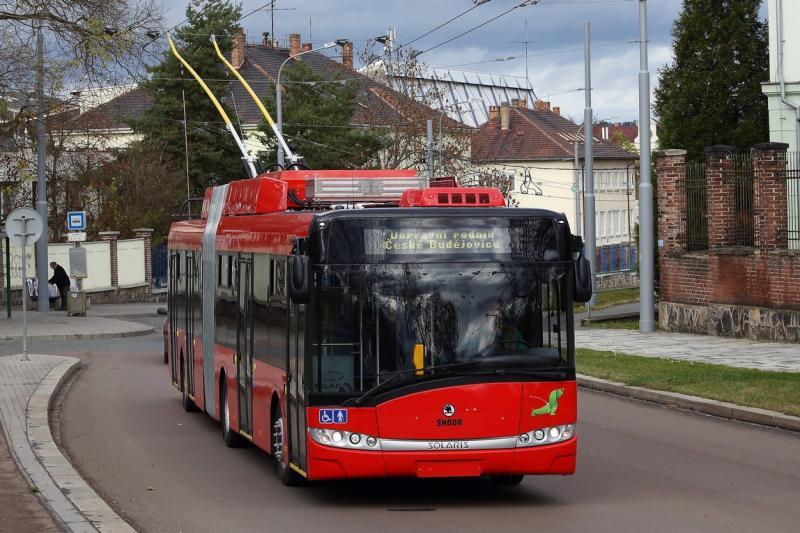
[0,304,158,341]
[575,303,800,372]
[0,354,134,532]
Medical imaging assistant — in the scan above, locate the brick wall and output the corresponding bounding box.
[656,143,800,342]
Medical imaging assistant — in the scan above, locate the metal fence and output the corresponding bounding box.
[724,154,755,247]
[684,161,708,251]
[787,151,800,250]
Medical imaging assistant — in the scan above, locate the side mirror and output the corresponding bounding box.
[287,254,311,304]
[572,237,592,303]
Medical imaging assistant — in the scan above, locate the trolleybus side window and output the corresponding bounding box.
[252,254,272,364]
[215,253,238,350]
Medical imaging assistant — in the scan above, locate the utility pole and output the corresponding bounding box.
[426,119,434,181]
[638,0,655,332]
[583,21,597,310]
[35,25,49,313]
[573,124,583,234]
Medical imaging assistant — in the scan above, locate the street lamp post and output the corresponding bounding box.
[276,39,347,167]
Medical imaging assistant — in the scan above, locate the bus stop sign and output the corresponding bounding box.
[67,211,86,232]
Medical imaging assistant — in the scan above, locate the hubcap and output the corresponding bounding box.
[272,417,284,466]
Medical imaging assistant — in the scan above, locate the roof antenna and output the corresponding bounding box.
[211,34,300,166]
[167,33,258,178]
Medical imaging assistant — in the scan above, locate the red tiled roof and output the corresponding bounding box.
[65,44,466,132]
[471,105,637,162]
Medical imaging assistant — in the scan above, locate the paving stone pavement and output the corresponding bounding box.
[575,329,800,372]
[0,312,153,341]
[0,354,135,532]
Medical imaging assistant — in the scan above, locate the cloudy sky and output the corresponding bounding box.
[162,0,767,123]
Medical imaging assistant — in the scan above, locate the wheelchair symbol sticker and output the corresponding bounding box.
[319,409,347,424]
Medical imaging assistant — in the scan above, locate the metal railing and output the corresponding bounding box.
[724,154,755,247]
[684,161,708,251]
[786,151,800,250]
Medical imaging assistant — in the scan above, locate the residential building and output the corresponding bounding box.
[62,31,468,168]
[762,0,800,152]
[471,99,639,275]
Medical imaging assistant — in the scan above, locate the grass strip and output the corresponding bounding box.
[577,348,800,417]
[575,287,639,313]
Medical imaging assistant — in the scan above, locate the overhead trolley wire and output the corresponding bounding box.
[416,0,541,58]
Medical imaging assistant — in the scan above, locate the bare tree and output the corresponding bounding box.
[359,41,471,177]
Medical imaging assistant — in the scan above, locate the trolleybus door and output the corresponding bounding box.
[287,302,307,471]
[185,253,196,397]
[236,254,254,437]
[168,251,179,385]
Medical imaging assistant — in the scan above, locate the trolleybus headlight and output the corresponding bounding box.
[519,433,531,444]
[533,429,546,441]
[309,428,381,450]
[562,424,574,439]
[548,427,561,440]
[518,425,575,448]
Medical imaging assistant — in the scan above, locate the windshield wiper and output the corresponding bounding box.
[344,360,483,406]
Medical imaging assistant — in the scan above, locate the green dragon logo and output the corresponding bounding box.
[531,388,564,416]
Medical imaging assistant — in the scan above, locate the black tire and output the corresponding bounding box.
[271,405,303,486]
[221,379,243,448]
[489,474,525,485]
[180,355,195,412]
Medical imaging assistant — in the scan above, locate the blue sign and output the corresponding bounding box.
[319,409,348,424]
[67,211,86,231]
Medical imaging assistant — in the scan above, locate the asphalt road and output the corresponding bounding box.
[6,318,799,533]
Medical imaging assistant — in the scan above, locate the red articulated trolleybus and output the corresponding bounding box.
[164,33,593,485]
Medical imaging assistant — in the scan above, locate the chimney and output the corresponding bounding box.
[516,98,527,109]
[262,32,271,47]
[553,106,560,116]
[534,99,551,112]
[488,105,500,121]
[342,41,353,69]
[289,33,301,57]
[302,42,313,52]
[232,28,245,69]
[500,102,510,131]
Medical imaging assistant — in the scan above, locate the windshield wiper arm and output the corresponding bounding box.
[344,360,482,406]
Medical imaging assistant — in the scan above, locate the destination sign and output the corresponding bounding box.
[366,227,510,256]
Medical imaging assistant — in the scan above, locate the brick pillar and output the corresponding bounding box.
[705,145,736,249]
[99,231,120,288]
[752,142,789,251]
[655,149,688,254]
[134,228,154,290]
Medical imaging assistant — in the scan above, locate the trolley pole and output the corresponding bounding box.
[638,0,656,333]
[583,21,597,310]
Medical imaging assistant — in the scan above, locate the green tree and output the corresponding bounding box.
[260,60,385,169]
[654,0,768,160]
[134,0,243,191]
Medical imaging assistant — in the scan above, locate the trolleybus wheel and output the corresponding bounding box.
[489,474,525,485]
[271,408,303,486]
[221,379,243,448]
[180,355,195,412]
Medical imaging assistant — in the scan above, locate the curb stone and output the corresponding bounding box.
[10,356,136,533]
[577,374,800,432]
[1,326,154,342]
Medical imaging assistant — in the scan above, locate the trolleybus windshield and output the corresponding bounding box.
[308,215,573,402]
